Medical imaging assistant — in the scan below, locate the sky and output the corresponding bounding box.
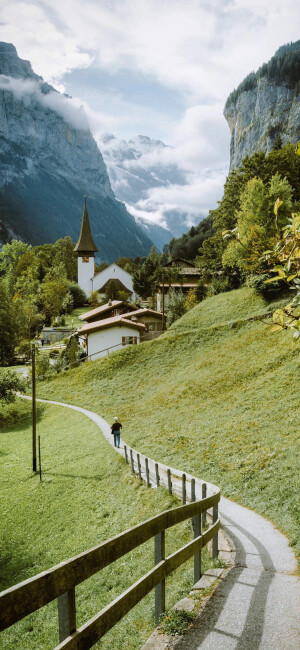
[0,0,299,233]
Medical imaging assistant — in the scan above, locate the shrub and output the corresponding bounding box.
[167,290,187,326]
[0,369,25,402]
[246,274,286,299]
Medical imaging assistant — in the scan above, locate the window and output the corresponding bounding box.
[122,336,137,345]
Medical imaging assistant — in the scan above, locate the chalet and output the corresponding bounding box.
[78,316,145,360]
[122,309,164,340]
[78,302,164,355]
[74,200,136,300]
[156,257,201,312]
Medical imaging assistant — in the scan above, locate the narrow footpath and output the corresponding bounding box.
[31,397,300,650]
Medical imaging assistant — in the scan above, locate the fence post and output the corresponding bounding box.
[155,462,160,487]
[38,435,42,482]
[182,473,186,504]
[130,449,135,473]
[58,588,76,642]
[167,469,172,495]
[202,482,207,528]
[155,463,160,487]
[137,453,142,479]
[145,458,150,487]
[191,479,201,582]
[124,445,128,464]
[154,531,165,625]
[213,503,218,559]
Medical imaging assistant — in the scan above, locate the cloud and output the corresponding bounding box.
[0,75,89,130]
[1,0,298,102]
[0,2,92,88]
[0,0,298,236]
[134,168,226,228]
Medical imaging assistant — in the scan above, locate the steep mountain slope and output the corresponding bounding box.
[38,288,299,562]
[99,133,190,247]
[0,43,153,261]
[224,41,300,169]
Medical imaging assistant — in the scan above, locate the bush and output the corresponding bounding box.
[246,274,286,299]
[195,279,208,302]
[0,369,25,402]
[67,282,87,308]
[0,396,32,426]
[167,290,187,326]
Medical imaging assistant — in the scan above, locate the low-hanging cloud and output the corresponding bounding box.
[0,75,89,131]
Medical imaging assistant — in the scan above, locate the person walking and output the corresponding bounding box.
[111,417,122,448]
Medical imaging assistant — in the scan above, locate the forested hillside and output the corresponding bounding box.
[225,40,300,109]
[168,143,300,299]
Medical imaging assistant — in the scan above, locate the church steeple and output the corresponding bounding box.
[74,198,98,255]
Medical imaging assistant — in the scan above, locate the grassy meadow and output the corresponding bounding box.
[1,286,299,648]
[0,400,210,649]
[35,287,299,561]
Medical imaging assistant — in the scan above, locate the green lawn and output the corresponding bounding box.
[0,400,210,649]
[36,287,299,563]
[63,306,89,328]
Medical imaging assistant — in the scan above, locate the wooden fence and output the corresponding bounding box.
[0,446,220,649]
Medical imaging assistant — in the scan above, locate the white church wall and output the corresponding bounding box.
[87,325,140,360]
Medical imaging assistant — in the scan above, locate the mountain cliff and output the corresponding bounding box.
[224,41,300,170]
[0,42,153,261]
[98,133,184,249]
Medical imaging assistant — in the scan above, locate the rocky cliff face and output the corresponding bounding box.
[0,43,152,261]
[224,78,300,170]
[224,41,300,170]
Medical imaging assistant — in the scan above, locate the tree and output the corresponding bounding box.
[0,279,27,365]
[167,290,187,326]
[40,265,69,322]
[185,288,198,311]
[262,207,300,339]
[222,174,294,274]
[0,369,25,402]
[53,237,77,281]
[0,240,32,294]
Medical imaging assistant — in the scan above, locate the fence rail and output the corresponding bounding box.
[0,445,220,649]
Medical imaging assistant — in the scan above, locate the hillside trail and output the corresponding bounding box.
[31,396,300,649]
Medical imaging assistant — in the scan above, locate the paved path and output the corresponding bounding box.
[30,397,300,649]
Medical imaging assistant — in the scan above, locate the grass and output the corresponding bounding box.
[35,287,299,563]
[0,400,211,649]
[62,307,89,328]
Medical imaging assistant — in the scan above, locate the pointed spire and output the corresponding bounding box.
[74,197,98,254]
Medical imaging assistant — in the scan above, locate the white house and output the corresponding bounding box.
[73,200,136,300]
[78,316,145,360]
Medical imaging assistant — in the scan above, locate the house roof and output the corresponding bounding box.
[95,278,133,295]
[158,283,198,288]
[78,300,136,322]
[122,308,164,320]
[74,199,98,253]
[164,257,195,268]
[78,315,145,335]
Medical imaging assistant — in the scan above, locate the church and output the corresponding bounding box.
[73,199,137,301]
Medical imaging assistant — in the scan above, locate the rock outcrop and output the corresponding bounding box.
[0,43,152,261]
[224,42,300,170]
